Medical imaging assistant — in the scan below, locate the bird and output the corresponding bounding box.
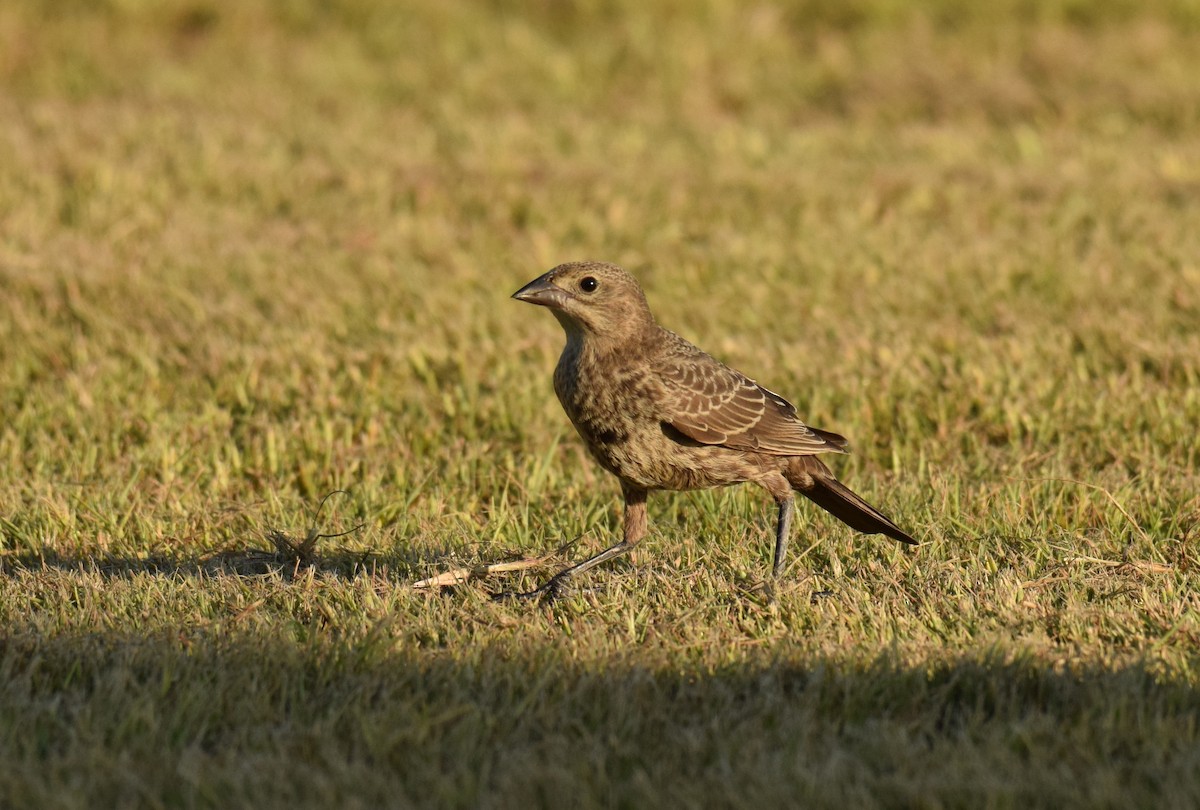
[508,261,915,599]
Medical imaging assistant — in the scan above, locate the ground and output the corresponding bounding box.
[1,0,1198,807]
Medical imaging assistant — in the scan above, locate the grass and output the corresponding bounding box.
[1,0,1199,806]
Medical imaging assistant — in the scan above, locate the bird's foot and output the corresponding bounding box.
[491,573,573,603]
[763,579,779,609]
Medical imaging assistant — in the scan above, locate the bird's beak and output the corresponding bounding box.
[512,274,570,309]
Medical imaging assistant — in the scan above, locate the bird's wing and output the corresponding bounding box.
[653,333,849,456]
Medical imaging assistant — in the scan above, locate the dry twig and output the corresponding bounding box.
[412,536,583,589]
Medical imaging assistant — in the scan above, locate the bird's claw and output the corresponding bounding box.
[762,579,779,608]
[492,574,573,603]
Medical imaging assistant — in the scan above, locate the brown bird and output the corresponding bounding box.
[510,261,915,598]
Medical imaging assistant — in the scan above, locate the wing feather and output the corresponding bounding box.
[653,332,848,456]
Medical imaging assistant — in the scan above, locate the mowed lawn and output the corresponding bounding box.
[1,0,1199,806]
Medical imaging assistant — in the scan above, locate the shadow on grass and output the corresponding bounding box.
[0,546,431,582]
[0,537,581,591]
[0,626,1197,808]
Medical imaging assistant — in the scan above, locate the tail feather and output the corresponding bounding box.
[786,457,916,546]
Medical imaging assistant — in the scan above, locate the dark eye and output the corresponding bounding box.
[579,277,599,293]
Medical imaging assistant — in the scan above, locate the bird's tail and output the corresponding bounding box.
[786,456,916,545]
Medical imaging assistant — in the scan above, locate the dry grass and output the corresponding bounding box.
[1,0,1199,807]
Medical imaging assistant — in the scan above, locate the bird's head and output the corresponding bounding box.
[512,261,656,343]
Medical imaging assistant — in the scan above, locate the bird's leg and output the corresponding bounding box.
[772,496,794,579]
[504,484,648,601]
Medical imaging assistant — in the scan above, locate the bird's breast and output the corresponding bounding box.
[552,344,661,476]
[553,346,644,433]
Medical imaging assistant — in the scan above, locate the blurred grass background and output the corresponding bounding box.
[1,0,1198,806]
